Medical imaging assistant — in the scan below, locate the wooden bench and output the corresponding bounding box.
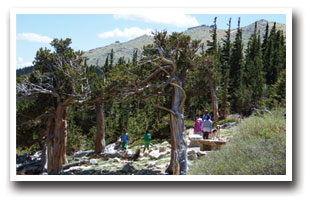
[197,139,227,151]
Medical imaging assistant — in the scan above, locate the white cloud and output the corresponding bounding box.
[114,14,199,28]
[98,27,153,39]
[16,32,52,43]
[16,57,33,69]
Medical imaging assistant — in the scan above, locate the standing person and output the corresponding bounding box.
[143,130,152,153]
[121,129,129,150]
[194,114,203,136]
[202,109,212,121]
[202,116,212,139]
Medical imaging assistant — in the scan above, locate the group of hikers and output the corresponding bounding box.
[120,109,215,153]
[194,109,217,139]
[121,129,151,153]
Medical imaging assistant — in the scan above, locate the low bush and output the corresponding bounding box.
[188,108,286,175]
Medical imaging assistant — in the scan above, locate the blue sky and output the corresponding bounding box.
[16,14,286,69]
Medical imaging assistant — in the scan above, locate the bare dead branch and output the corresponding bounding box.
[252,107,273,115]
[79,96,104,105]
[139,65,172,87]
[151,100,175,115]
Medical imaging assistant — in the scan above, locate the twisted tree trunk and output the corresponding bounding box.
[46,116,55,174]
[209,76,219,121]
[95,100,105,153]
[167,80,187,175]
[51,104,68,174]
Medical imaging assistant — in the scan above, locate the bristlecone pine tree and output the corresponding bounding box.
[128,31,201,175]
[17,38,88,174]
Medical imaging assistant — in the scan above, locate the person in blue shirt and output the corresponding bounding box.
[202,116,212,139]
[202,109,212,121]
[121,129,129,150]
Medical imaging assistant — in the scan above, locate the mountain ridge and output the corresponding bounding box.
[83,19,285,66]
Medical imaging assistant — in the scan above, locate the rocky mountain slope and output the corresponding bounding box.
[84,19,286,66]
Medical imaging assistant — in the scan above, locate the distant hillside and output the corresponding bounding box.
[16,66,34,77]
[83,35,153,66]
[84,19,286,66]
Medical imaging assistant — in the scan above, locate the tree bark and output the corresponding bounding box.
[46,116,55,174]
[209,76,219,121]
[95,100,105,153]
[167,80,187,175]
[50,104,68,174]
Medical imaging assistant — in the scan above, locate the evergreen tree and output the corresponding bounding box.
[263,22,286,86]
[206,17,218,56]
[262,22,269,61]
[17,38,88,174]
[241,23,265,114]
[219,18,232,118]
[229,17,244,113]
[221,17,232,76]
[204,17,221,121]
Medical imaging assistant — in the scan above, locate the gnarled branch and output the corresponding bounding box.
[139,65,172,87]
[151,100,175,115]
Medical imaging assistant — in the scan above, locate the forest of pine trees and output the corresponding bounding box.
[16,18,286,174]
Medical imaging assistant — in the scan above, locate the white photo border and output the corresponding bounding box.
[10,7,292,181]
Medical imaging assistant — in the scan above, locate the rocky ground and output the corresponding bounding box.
[16,123,237,175]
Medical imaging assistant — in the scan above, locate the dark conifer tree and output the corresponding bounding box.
[241,23,264,113]
[219,18,232,118]
[229,17,244,113]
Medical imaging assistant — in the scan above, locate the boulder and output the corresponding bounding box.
[187,149,198,160]
[159,146,167,153]
[122,162,135,172]
[197,151,208,158]
[149,150,167,160]
[188,134,203,147]
[71,150,94,158]
[16,153,30,164]
[155,164,167,169]
[89,159,98,165]
[112,157,121,163]
[31,151,42,161]
[146,161,156,168]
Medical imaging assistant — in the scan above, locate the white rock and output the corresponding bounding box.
[149,150,167,160]
[159,146,167,153]
[146,161,156,168]
[89,159,98,165]
[71,150,94,158]
[187,149,198,160]
[197,151,208,158]
[155,164,167,169]
[113,157,121,163]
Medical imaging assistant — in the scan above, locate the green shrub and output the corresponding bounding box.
[214,118,238,127]
[185,120,195,128]
[188,108,286,175]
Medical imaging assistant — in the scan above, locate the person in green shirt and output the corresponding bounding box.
[143,130,151,153]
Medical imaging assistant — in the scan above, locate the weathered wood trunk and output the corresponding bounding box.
[46,116,55,174]
[50,104,68,174]
[95,101,105,153]
[167,80,187,175]
[209,77,219,121]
